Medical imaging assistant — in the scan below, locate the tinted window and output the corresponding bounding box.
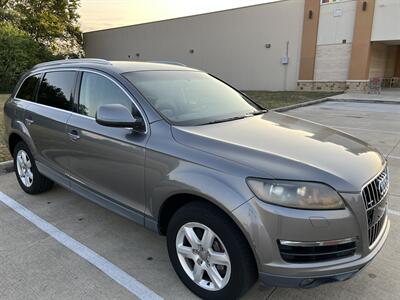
[16,74,40,101]
[37,71,76,110]
[123,71,260,126]
[79,72,140,119]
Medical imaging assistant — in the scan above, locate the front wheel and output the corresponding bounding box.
[167,202,257,299]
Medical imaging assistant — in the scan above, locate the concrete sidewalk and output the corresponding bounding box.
[329,89,400,103]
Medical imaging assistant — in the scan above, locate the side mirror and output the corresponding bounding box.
[95,104,144,130]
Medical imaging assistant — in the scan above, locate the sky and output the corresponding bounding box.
[79,0,278,32]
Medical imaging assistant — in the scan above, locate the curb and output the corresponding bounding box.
[326,98,400,105]
[272,97,400,113]
[0,160,14,175]
[272,97,330,112]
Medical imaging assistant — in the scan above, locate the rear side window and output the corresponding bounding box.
[78,72,139,118]
[37,71,77,110]
[16,74,41,101]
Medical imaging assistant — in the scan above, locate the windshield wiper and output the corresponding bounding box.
[200,110,268,125]
[246,109,268,116]
[201,115,247,125]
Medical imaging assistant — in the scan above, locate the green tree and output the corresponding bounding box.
[0,0,15,22]
[0,0,83,91]
[0,24,60,92]
[4,0,83,55]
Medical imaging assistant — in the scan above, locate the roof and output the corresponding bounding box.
[110,61,196,73]
[31,59,197,74]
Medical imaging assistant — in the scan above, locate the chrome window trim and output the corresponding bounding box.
[15,67,149,134]
[279,237,358,247]
[16,99,71,114]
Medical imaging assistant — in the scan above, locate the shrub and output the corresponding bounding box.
[0,24,61,93]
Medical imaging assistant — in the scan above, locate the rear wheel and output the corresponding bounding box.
[167,202,257,299]
[13,141,53,194]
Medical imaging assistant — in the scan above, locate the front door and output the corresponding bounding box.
[66,71,148,214]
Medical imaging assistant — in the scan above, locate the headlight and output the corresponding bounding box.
[246,178,345,210]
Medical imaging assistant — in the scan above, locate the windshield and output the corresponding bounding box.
[123,71,263,126]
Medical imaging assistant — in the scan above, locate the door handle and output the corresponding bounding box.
[25,117,34,126]
[68,129,80,141]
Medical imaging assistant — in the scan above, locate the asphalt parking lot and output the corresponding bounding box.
[0,100,399,300]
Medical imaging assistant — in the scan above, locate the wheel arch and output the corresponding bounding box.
[157,192,260,271]
[8,132,24,157]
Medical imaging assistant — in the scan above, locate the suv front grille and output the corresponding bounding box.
[278,240,357,263]
[362,167,389,245]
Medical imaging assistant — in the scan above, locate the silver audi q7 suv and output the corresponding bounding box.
[4,59,390,299]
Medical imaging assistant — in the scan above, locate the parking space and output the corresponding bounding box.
[0,100,400,300]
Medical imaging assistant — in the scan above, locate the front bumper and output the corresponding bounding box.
[260,217,389,287]
[259,269,359,288]
[232,193,390,288]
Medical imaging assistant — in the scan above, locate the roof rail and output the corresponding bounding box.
[150,61,187,67]
[32,58,112,70]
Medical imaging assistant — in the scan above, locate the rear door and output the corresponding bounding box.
[65,71,149,215]
[25,70,77,175]
[12,73,42,134]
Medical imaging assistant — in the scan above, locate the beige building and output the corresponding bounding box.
[299,0,400,92]
[84,0,400,92]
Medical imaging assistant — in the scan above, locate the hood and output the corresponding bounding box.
[171,112,385,192]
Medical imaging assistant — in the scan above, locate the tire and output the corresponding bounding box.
[13,141,53,194]
[167,202,257,300]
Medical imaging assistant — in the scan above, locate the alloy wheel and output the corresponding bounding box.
[16,149,33,187]
[175,222,231,291]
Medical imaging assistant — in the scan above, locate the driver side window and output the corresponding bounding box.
[78,72,142,120]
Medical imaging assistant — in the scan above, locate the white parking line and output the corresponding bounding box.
[389,155,400,160]
[389,209,400,217]
[0,192,163,300]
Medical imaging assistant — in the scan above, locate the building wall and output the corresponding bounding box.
[368,44,399,78]
[384,45,398,77]
[301,0,400,92]
[298,0,320,80]
[348,0,376,81]
[314,0,357,81]
[84,0,305,91]
[317,0,357,45]
[372,0,400,42]
[369,42,388,78]
[396,47,400,76]
[314,43,353,80]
